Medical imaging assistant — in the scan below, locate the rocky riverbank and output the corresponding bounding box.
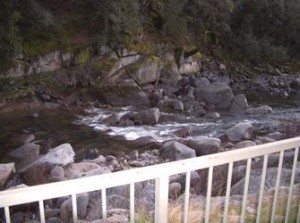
[1,49,300,222]
[1,115,300,222]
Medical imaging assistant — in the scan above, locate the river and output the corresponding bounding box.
[1,97,300,162]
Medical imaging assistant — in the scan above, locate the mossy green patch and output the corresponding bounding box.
[77,49,91,65]
[0,70,66,102]
[91,58,117,73]
[23,40,58,57]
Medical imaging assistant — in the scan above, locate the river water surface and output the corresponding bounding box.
[1,98,300,162]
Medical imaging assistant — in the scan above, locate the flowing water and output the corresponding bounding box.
[1,97,300,162]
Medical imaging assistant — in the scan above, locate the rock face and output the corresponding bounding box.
[225,123,254,142]
[19,143,75,173]
[133,108,160,125]
[195,83,234,109]
[160,141,196,161]
[4,51,72,77]
[130,58,160,85]
[186,137,221,156]
[0,163,15,188]
[230,94,248,115]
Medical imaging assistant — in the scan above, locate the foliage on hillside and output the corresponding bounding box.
[1,0,300,68]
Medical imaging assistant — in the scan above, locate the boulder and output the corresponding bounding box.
[61,193,89,222]
[18,143,75,173]
[64,162,107,179]
[18,134,35,144]
[230,94,248,115]
[173,127,192,138]
[0,163,15,188]
[169,99,184,112]
[266,132,284,141]
[100,82,150,106]
[231,167,300,195]
[290,77,300,89]
[169,182,182,198]
[170,171,200,190]
[247,105,273,115]
[133,108,160,125]
[186,137,221,156]
[195,83,234,109]
[160,141,196,161]
[131,136,161,151]
[129,58,160,85]
[23,163,59,185]
[9,143,40,160]
[233,140,256,149]
[225,123,254,142]
[102,114,120,126]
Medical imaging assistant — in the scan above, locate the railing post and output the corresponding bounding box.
[155,176,169,223]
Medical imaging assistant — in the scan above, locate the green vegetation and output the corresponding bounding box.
[0,0,300,70]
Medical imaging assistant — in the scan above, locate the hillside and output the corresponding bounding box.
[1,0,300,73]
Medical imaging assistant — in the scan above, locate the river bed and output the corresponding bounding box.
[1,98,300,162]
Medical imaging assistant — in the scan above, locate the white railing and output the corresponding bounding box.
[1,137,300,223]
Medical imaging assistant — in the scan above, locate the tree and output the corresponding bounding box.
[0,1,22,61]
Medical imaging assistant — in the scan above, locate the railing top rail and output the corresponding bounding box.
[1,137,300,208]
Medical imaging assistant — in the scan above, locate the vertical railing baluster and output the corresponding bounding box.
[223,162,233,223]
[183,171,191,223]
[241,158,252,223]
[4,207,11,223]
[205,167,214,223]
[39,200,46,223]
[155,176,169,223]
[71,194,78,223]
[130,183,135,223]
[271,150,284,223]
[284,147,299,223]
[297,202,300,223]
[102,189,107,221]
[256,154,269,223]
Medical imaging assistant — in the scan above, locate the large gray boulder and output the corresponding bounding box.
[186,136,221,156]
[130,58,160,85]
[160,141,196,161]
[231,167,300,195]
[225,123,254,142]
[0,163,15,188]
[195,83,234,109]
[230,94,248,115]
[19,143,75,173]
[9,143,40,160]
[133,107,160,125]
